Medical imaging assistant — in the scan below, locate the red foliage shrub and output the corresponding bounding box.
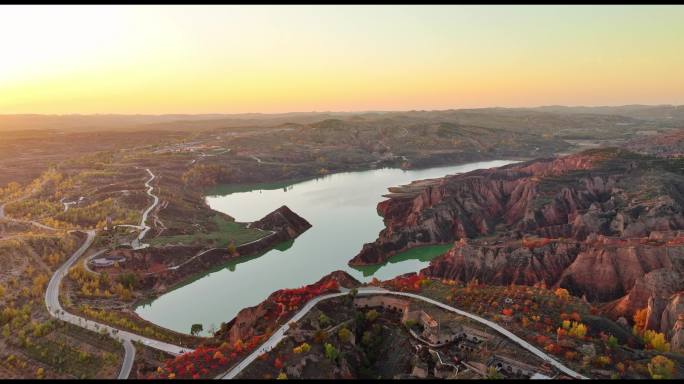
[274,357,283,369]
[272,277,340,317]
[382,273,429,293]
[158,344,249,379]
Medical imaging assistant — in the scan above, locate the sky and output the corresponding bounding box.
[1,5,683,114]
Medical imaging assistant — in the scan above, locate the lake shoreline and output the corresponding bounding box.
[134,159,519,336]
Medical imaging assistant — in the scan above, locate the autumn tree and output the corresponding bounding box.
[594,355,611,367]
[567,322,588,339]
[324,343,339,363]
[365,309,379,322]
[554,288,570,301]
[293,342,311,354]
[318,313,331,328]
[606,335,619,350]
[338,327,352,343]
[648,355,675,379]
[227,242,237,256]
[643,330,671,353]
[487,367,503,379]
[313,330,327,344]
[117,272,137,289]
[633,308,648,334]
[273,357,283,369]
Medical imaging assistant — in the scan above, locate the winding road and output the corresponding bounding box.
[219,287,588,380]
[131,168,159,249]
[41,168,193,379]
[131,168,159,250]
[0,200,58,232]
[44,230,193,377]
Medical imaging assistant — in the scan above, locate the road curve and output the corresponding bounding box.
[0,200,57,231]
[118,339,135,379]
[220,287,588,380]
[219,291,348,379]
[45,229,193,379]
[387,290,589,380]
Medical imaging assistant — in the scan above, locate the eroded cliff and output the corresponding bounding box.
[349,148,684,340]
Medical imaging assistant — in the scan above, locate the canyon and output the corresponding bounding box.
[350,148,684,344]
[2,107,683,379]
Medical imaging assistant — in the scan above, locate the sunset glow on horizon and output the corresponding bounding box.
[1,5,684,114]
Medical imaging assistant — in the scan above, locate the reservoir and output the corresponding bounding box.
[134,160,515,335]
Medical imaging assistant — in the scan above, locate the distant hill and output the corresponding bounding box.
[1,105,682,133]
[532,104,684,123]
[0,112,357,132]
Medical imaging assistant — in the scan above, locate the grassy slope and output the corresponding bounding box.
[149,214,266,248]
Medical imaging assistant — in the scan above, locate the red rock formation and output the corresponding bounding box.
[215,270,359,344]
[423,239,581,287]
[558,239,681,302]
[351,148,684,342]
[250,205,312,238]
[236,205,312,255]
[350,149,683,266]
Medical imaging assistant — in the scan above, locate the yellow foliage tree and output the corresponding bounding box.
[561,320,571,330]
[643,330,671,353]
[293,342,311,354]
[567,322,588,339]
[648,355,675,379]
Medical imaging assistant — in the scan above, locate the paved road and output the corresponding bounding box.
[219,291,349,379]
[164,247,220,272]
[114,224,144,230]
[132,168,159,250]
[0,200,57,231]
[250,155,263,164]
[220,287,588,380]
[386,290,588,380]
[45,229,194,379]
[118,339,136,379]
[2,169,188,378]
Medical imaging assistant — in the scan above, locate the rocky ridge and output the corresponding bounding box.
[349,148,684,344]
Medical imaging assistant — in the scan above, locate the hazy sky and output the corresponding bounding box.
[1,5,683,114]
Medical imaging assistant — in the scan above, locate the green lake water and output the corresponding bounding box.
[134,160,515,335]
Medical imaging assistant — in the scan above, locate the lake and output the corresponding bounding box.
[134,160,515,335]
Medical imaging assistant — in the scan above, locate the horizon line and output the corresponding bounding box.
[0,103,682,117]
